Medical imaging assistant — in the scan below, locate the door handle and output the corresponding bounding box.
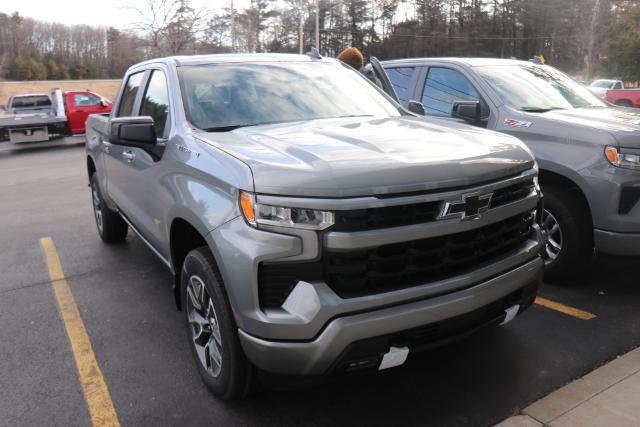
[102,140,112,154]
[122,151,135,162]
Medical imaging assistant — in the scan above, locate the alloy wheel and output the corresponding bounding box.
[92,183,104,233]
[186,275,223,377]
[541,208,563,265]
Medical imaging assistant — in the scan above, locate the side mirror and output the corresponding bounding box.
[407,100,426,115]
[110,116,156,148]
[452,101,482,122]
[100,99,108,108]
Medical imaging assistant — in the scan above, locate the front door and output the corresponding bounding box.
[107,69,172,253]
[104,71,146,218]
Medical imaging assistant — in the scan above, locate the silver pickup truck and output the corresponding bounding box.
[86,53,543,399]
[369,57,640,281]
[0,91,68,143]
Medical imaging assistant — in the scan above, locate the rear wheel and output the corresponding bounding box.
[90,174,128,243]
[540,186,593,283]
[181,247,252,400]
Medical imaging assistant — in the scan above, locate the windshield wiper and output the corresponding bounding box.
[202,124,256,132]
[520,106,566,112]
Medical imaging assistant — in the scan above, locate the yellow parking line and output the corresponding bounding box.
[535,296,597,320]
[40,237,120,427]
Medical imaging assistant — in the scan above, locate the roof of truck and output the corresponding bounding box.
[130,53,335,70]
[9,93,50,98]
[381,57,536,67]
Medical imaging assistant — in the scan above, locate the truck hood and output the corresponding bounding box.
[527,107,640,148]
[197,116,534,198]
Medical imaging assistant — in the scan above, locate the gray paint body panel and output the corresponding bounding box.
[381,58,640,250]
[86,54,543,375]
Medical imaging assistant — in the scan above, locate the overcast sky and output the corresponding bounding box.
[0,0,248,28]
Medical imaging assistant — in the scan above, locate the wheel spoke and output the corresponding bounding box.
[205,335,222,373]
[186,283,202,311]
[548,238,561,251]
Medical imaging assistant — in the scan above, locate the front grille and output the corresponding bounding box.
[324,211,534,298]
[333,201,441,232]
[332,178,534,232]
[490,179,535,208]
[259,211,535,308]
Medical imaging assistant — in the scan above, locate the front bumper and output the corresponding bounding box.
[238,257,542,375]
[594,229,640,256]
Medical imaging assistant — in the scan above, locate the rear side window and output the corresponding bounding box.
[74,93,101,106]
[386,67,415,104]
[421,67,479,116]
[613,82,623,90]
[117,72,144,117]
[11,95,51,108]
[139,70,170,138]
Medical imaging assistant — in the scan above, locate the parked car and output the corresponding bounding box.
[86,53,543,399]
[367,57,640,280]
[588,79,624,97]
[0,89,111,143]
[604,87,640,108]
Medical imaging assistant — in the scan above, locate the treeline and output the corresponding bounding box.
[1,0,639,81]
[0,12,143,80]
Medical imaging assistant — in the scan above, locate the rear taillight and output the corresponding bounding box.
[11,109,16,115]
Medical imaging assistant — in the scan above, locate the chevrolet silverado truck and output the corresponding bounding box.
[370,57,640,281]
[0,90,112,143]
[86,53,543,400]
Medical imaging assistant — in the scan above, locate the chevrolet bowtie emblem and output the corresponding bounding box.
[439,192,493,220]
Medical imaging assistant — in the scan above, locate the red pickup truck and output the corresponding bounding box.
[605,88,640,108]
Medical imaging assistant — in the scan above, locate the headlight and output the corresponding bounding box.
[605,146,640,170]
[240,192,334,230]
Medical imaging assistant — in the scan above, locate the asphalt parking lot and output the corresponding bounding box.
[1,138,639,427]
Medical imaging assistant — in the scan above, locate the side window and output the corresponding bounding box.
[386,67,416,104]
[139,70,170,138]
[117,72,144,117]
[613,82,623,90]
[74,93,101,106]
[421,67,479,116]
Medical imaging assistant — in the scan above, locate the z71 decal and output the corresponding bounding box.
[503,118,532,128]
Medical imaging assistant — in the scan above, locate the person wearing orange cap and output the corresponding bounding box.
[337,47,365,71]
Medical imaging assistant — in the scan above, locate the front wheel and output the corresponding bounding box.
[181,247,252,400]
[615,100,633,108]
[540,186,593,283]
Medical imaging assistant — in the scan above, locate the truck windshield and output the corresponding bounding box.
[476,64,606,111]
[179,61,401,131]
[11,95,52,108]
[590,80,614,88]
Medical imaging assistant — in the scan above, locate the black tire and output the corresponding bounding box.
[541,185,593,283]
[181,247,252,400]
[90,173,128,243]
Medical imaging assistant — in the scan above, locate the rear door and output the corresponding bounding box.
[66,92,110,134]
